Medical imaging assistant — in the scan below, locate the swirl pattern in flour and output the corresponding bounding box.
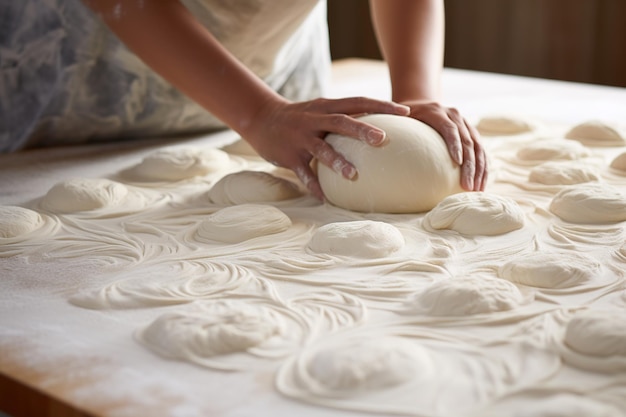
[477,393,624,417]
[423,193,525,236]
[207,170,303,205]
[69,261,275,309]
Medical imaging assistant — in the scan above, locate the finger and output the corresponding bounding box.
[318,114,389,146]
[308,139,358,180]
[311,97,410,118]
[417,111,463,166]
[294,164,325,201]
[465,120,488,191]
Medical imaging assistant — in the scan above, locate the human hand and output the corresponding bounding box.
[242,97,410,200]
[401,100,487,191]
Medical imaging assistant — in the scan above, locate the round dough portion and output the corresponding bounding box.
[516,139,591,162]
[549,183,626,223]
[402,276,527,316]
[317,114,462,213]
[208,171,302,205]
[138,302,282,360]
[0,206,45,238]
[610,151,626,172]
[305,338,431,394]
[499,252,600,289]
[529,162,600,185]
[196,204,292,243]
[126,147,230,181]
[41,178,129,213]
[307,220,404,258]
[423,192,524,236]
[565,120,626,147]
[565,309,626,357]
[476,115,535,136]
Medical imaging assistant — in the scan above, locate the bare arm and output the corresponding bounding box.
[83,0,410,198]
[370,0,487,191]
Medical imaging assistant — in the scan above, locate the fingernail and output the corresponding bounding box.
[397,104,410,114]
[367,129,385,145]
[342,165,357,180]
[456,149,463,165]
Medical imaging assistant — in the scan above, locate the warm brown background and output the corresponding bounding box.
[327,0,626,87]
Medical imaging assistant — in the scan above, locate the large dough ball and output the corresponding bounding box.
[317,114,462,213]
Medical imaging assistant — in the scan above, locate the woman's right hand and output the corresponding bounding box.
[242,96,410,200]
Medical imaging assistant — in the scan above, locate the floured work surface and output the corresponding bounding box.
[1,60,626,417]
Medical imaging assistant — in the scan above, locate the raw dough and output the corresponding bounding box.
[136,301,284,367]
[317,114,462,213]
[125,147,230,181]
[529,162,600,185]
[516,139,591,162]
[196,204,291,243]
[0,206,44,238]
[565,120,626,147]
[476,115,535,136]
[208,171,302,205]
[401,276,528,316]
[499,252,600,289]
[564,309,626,356]
[549,183,626,223]
[295,338,430,395]
[423,192,524,236]
[610,151,626,172]
[307,220,404,258]
[41,178,129,213]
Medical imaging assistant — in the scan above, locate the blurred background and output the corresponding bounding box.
[327,0,626,87]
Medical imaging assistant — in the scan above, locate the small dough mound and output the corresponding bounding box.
[565,309,626,357]
[307,220,404,258]
[499,252,600,289]
[0,206,45,238]
[423,192,524,236]
[317,114,462,213]
[516,139,591,162]
[41,178,129,213]
[208,171,302,205]
[610,151,626,172]
[549,183,626,223]
[137,301,282,360]
[305,338,430,394]
[196,204,291,243]
[126,147,230,181]
[565,120,626,147]
[529,162,600,185]
[402,276,527,316]
[476,115,535,136]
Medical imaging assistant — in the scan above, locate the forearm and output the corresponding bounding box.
[83,0,285,135]
[369,0,444,102]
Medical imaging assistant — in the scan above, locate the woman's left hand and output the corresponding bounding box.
[401,99,488,191]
